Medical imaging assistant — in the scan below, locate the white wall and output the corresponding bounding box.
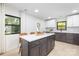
[4,4,45,52]
[20,12,27,33]
[5,4,20,51]
[5,4,20,17]
[0,4,5,53]
[53,16,79,33]
[21,12,45,33]
[45,19,56,28]
[26,14,45,33]
[0,4,2,53]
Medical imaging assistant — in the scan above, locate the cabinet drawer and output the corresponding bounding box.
[56,33,66,42]
[74,34,79,38]
[21,47,28,56]
[29,40,40,48]
[73,34,79,45]
[29,45,40,56]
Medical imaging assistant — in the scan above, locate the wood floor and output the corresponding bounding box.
[1,41,79,56]
[48,41,79,56]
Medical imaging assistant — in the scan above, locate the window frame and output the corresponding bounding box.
[57,21,67,30]
[5,14,21,35]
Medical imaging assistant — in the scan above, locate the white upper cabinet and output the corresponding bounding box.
[67,14,79,27]
[46,20,56,27]
[67,16,73,27]
[72,15,79,26]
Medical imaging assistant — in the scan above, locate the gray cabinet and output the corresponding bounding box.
[28,40,40,56]
[55,33,66,42]
[55,33,79,45]
[51,35,55,49]
[21,35,55,56]
[47,35,55,54]
[47,37,52,53]
[66,33,74,44]
[73,34,79,45]
[40,38,48,56]
[29,45,40,56]
[21,39,28,56]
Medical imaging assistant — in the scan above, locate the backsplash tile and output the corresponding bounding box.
[53,27,79,32]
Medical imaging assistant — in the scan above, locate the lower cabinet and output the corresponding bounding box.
[47,35,55,54]
[73,34,79,45]
[55,33,66,42]
[21,47,28,56]
[28,40,40,56]
[29,45,40,56]
[66,33,74,44]
[55,33,79,45]
[47,36,52,53]
[21,35,55,56]
[51,36,55,49]
[21,39,28,56]
[40,38,48,56]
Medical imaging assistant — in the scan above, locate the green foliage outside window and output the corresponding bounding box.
[57,21,67,30]
[5,15,21,35]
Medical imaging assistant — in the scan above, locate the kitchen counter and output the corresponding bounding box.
[55,32,79,45]
[21,33,55,56]
[20,33,55,42]
[53,31,79,34]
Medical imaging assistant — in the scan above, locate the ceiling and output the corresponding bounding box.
[6,3,79,19]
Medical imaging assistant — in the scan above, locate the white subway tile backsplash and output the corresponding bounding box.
[53,27,79,33]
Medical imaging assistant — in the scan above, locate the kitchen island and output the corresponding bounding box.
[20,33,55,56]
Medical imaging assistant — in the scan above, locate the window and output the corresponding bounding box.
[57,21,67,30]
[5,14,21,35]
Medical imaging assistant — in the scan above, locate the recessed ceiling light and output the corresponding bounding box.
[72,10,78,13]
[48,16,52,19]
[34,9,39,13]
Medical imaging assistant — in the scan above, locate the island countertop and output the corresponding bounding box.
[20,33,55,42]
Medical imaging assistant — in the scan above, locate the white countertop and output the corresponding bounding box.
[46,31,79,34]
[20,33,55,42]
[54,31,79,34]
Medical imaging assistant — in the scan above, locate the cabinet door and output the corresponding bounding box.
[29,45,40,56]
[73,15,79,26]
[73,34,79,45]
[21,39,28,56]
[67,16,73,27]
[55,33,61,41]
[67,15,79,27]
[40,38,47,56]
[21,46,28,56]
[55,33,66,42]
[66,33,74,44]
[47,37,51,53]
[47,35,55,54]
[51,35,55,49]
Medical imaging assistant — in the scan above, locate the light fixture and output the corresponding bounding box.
[48,16,52,19]
[72,10,78,13]
[34,9,39,13]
